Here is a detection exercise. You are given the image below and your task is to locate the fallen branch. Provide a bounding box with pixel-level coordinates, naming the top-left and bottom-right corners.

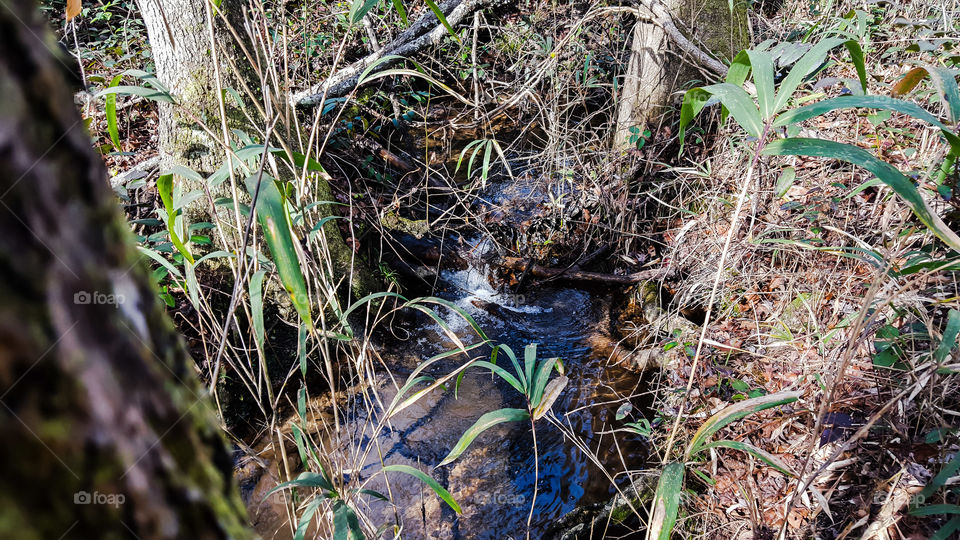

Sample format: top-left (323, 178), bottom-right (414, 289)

top-left (291, 0), bottom-right (496, 107)
top-left (500, 257), bottom-right (674, 285)
top-left (634, 0), bottom-right (728, 76)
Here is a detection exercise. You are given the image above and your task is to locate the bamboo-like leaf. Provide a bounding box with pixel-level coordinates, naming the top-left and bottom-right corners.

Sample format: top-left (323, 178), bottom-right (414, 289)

top-left (105, 74), bottom-right (122, 151)
top-left (245, 174), bottom-right (313, 330)
top-left (294, 497), bottom-right (324, 540)
top-left (425, 0), bottom-right (460, 43)
top-left (94, 85), bottom-right (174, 103)
top-left (909, 504), bottom-right (960, 516)
top-left (332, 500), bottom-right (364, 540)
top-left (357, 54), bottom-right (406, 86)
top-left (156, 174), bottom-right (195, 264)
top-left (698, 440), bottom-right (796, 476)
top-left (470, 360), bottom-right (525, 394)
top-left (357, 68), bottom-right (474, 105)
top-left (439, 408), bottom-right (530, 466)
top-left (523, 343), bottom-right (537, 392)
top-left (764, 138), bottom-right (960, 251)
top-left (771, 37), bottom-right (846, 114)
top-left (533, 375), bottom-right (568, 420)
top-left (745, 49), bottom-right (776, 119)
top-left (678, 87), bottom-right (712, 150)
top-left (773, 95), bottom-right (959, 150)
top-left (265, 471), bottom-right (336, 499)
top-left (843, 40), bottom-right (868, 94)
top-left (935, 309), bottom-right (960, 363)
top-left (932, 517), bottom-right (960, 540)
top-left (646, 462), bottom-right (685, 540)
top-left (381, 464), bottom-right (462, 514)
top-left (349, 0), bottom-right (379, 24)
top-left (919, 452), bottom-right (959, 500)
top-left (493, 344), bottom-right (526, 391)
top-left (250, 270), bottom-right (266, 352)
top-left (391, 0), bottom-right (407, 24)
top-left (686, 390), bottom-right (801, 458)
top-left (701, 83), bottom-right (763, 137)
top-left (530, 356), bottom-right (560, 408)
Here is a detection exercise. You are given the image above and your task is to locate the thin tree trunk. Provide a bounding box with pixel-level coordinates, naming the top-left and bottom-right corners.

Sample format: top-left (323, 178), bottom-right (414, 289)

top-left (0, 1), bottom-right (253, 537)
top-left (614, 0), bottom-right (749, 150)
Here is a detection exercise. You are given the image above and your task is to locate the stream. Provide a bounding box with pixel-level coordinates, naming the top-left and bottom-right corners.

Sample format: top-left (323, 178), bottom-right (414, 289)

top-left (239, 181), bottom-right (652, 539)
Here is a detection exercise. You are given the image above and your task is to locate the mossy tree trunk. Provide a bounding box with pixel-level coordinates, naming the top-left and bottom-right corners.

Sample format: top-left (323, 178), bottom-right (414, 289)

top-left (0, 1), bottom-right (252, 537)
top-left (614, 0), bottom-right (749, 150)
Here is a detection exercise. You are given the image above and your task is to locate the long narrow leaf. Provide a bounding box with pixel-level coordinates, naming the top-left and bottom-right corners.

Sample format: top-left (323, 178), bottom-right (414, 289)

top-left (439, 408), bottom-right (529, 466)
top-left (686, 390), bottom-right (801, 458)
top-left (245, 174), bottom-right (313, 330)
top-left (772, 37), bottom-right (846, 113)
top-left (105, 74), bottom-right (122, 151)
top-left (702, 83), bottom-right (763, 137)
top-left (745, 50), bottom-right (776, 119)
top-left (764, 138), bottom-right (960, 251)
top-left (698, 440), bottom-right (796, 476)
top-left (382, 464), bottom-right (462, 513)
top-left (646, 462), bottom-right (685, 540)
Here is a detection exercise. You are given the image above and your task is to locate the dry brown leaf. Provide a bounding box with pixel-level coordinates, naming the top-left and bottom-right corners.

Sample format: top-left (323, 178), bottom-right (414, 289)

top-left (66, 0), bottom-right (81, 20)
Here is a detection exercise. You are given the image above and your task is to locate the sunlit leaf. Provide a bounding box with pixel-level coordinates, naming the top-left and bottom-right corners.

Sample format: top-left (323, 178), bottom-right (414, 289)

top-left (439, 408), bottom-right (530, 466)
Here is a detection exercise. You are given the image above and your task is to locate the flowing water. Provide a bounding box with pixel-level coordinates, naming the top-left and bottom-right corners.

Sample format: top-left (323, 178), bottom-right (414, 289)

top-left (240, 180), bottom-right (651, 538)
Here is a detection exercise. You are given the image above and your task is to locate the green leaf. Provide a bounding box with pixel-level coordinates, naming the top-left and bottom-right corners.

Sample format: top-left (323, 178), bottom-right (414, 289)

top-left (156, 174), bottom-right (194, 264)
top-left (94, 85), bottom-right (174, 103)
top-left (910, 504), bottom-right (960, 516)
top-left (391, 0), bottom-right (407, 24)
top-left (686, 390), bottom-right (801, 458)
top-left (775, 166), bottom-right (796, 198)
top-left (648, 462), bottom-right (685, 540)
top-left (245, 174), bottom-right (313, 330)
top-left (920, 452), bottom-right (960, 500)
top-left (773, 95), bottom-right (960, 150)
top-left (764, 138), bottom-right (960, 251)
top-left (265, 471), bottom-right (336, 499)
top-left (698, 440), bottom-right (796, 476)
top-left (250, 270), bottom-right (266, 352)
top-left (745, 49), bottom-right (776, 119)
top-left (935, 309), bottom-right (960, 363)
top-left (701, 83), bottom-right (764, 137)
top-left (772, 37), bottom-right (846, 114)
top-left (470, 360), bottom-right (525, 394)
top-left (381, 464), bottom-right (461, 513)
top-left (425, 0), bottom-right (460, 43)
top-left (523, 343), bottom-right (537, 394)
top-left (349, 0), bottom-right (379, 24)
top-left (843, 40), bottom-right (868, 94)
top-left (332, 500), bottom-right (364, 540)
top-left (105, 74), bottom-right (123, 151)
top-left (530, 356), bottom-right (561, 408)
top-left (932, 517), bottom-right (960, 540)
top-left (439, 408), bottom-right (530, 466)
top-left (294, 497), bottom-right (324, 540)
top-left (679, 87), bottom-right (711, 150)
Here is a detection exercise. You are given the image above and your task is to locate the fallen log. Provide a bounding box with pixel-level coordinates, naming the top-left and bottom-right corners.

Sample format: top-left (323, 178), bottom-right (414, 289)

top-left (291, 0), bottom-right (498, 107)
top-left (500, 257), bottom-right (674, 285)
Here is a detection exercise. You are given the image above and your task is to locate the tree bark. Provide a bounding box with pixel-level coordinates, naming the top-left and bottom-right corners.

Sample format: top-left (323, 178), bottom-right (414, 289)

top-left (614, 0), bottom-right (749, 150)
top-left (0, 1), bottom-right (252, 537)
